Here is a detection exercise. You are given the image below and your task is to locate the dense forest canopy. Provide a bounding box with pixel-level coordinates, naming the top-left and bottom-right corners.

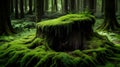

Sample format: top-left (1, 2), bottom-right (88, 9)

top-left (0, 0), bottom-right (120, 67)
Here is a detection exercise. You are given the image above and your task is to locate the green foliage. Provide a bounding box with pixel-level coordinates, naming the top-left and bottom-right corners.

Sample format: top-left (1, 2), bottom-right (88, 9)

top-left (11, 20), bottom-right (35, 32)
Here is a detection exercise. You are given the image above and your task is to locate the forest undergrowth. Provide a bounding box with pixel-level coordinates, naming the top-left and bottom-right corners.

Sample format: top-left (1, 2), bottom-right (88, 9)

top-left (0, 17), bottom-right (120, 67)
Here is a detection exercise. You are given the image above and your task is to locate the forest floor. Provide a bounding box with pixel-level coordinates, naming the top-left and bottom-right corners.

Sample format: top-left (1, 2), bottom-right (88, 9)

top-left (0, 17), bottom-right (120, 67)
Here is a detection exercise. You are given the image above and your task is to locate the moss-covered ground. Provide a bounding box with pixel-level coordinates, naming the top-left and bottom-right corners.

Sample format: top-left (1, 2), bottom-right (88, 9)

top-left (0, 15), bottom-right (120, 67)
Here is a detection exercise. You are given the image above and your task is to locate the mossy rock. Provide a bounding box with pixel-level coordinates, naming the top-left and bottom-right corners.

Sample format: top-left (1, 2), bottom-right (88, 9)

top-left (36, 14), bottom-right (95, 51)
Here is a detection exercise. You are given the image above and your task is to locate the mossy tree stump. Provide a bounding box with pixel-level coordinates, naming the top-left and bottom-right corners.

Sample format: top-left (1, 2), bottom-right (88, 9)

top-left (36, 14), bottom-right (95, 51)
top-left (0, 14), bottom-right (119, 67)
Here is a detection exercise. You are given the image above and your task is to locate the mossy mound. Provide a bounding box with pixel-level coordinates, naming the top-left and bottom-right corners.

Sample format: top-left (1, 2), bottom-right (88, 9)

top-left (36, 14), bottom-right (95, 51)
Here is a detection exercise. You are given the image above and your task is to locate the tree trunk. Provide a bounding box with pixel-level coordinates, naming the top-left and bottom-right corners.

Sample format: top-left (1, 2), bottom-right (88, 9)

top-left (51, 0), bottom-right (58, 12)
top-left (88, 0), bottom-right (96, 15)
top-left (10, 0), bottom-right (14, 14)
top-left (15, 0), bottom-right (19, 19)
top-left (44, 0), bottom-right (49, 12)
top-left (24, 0), bottom-right (28, 13)
top-left (0, 0), bottom-right (14, 35)
top-left (35, 0), bottom-right (44, 22)
top-left (117, 0), bottom-right (120, 16)
top-left (98, 0), bottom-right (120, 31)
top-left (83, 0), bottom-right (90, 11)
top-left (54, 0), bottom-right (58, 12)
top-left (70, 0), bottom-right (76, 13)
top-left (64, 0), bottom-right (69, 13)
top-left (101, 0), bottom-right (104, 16)
top-left (20, 0), bottom-right (24, 18)
top-left (28, 0), bottom-right (33, 14)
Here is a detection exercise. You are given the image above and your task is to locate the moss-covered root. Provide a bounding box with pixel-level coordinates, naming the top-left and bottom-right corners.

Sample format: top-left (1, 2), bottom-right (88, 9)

top-left (27, 38), bottom-right (44, 49)
top-left (0, 42), bottom-right (120, 67)
top-left (5, 51), bottom-right (25, 67)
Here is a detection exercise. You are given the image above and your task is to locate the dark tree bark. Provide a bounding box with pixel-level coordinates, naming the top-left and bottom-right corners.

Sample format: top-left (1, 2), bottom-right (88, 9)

top-left (51, 0), bottom-right (54, 12)
top-left (51, 0), bottom-right (58, 12)
top-left (24, 0), bottom-right (28, 13)
top-left (28, 0), bottom-right (33, 14)
top-left (20, 0), bottom-right (24, 18)
top-left (15, 0), bottom-right (19, 19)
top-left (33, 0), bottom-right (36, 12)
top-left (88, 0), bottom-right (96, 15)
top-left (101, 0), bottom-right (104, 15)
top-left (35, 0), bottom-right (44, 22)
top-left (10, 0), bottom-right (14, 14)
top-left (98, 0), bottom-right (120, 31)
top-left (44, 0), bottom-right (49, 12)
top-left (83, 0), bottom-right (88, 9)
top-left (70, 0), bottom-right (76, 13)
top-left (64, 0), bottom-right (69, 13)
top-left (54, 0), bottom-right (58, 11)
top-left (0, 0), bottom-right (14, 35)
top-left (115, 0), bottom-right (118, 13)
top-left (117, 0), bottom-right (120, 15)
top-left (76, 0), bottom-right (80, 11)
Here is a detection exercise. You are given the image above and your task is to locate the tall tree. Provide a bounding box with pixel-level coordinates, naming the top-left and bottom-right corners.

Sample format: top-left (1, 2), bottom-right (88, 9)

top-left (15, 0), bottom-right (19, 19)
top-left (10, 0), bottom-right (14, 14)
top-left (0, 0), bottom-right (14, 35)
top-left (83, 0), bottom-right (88, 10)
top-left (44, 0), bottom-right (49, 12)
top-left (20, 0), bottom-right (24, 18)
top-left (98, 0), bottom-right (120, 31)
top-left (28, 0), bottom-right (33, 14)
top-left (51, 0), bottom-right (58, 12)
top-left (88, 0), bottom-right (96, 14)
top-left (24, 0), bottom-right (28, 13)
top-left (64, 0), bottom-right (69, 13)
top-left (117, 0), bottom-right (120, 15)
top-left (35, 0), bottom-right (44, 22)
top-left (70, 0), bottom-right (76, 13)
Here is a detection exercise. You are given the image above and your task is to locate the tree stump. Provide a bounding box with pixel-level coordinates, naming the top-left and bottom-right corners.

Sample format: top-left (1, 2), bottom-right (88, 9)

top-left (36, 14), bottom-right (95, 51)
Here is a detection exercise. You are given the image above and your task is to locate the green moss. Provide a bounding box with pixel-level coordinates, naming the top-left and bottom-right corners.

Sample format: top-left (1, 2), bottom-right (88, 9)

top-left (5, 51), bottom-right (25, 66)
top-left (0, 39), bottom-right (119, 67)
top-left (35, 52), bottom-right (56, 67)
top-left (38, 14), bottom-right (92, 26)
top-left (27, 38), bottom-right (45, 49)
top-left (20, 51), bottom-right (37, 67)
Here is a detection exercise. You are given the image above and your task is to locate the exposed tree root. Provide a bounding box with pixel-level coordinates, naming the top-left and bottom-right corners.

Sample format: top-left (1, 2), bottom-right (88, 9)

top-left (97, 18), bottom-right (120, 32)
top-left (0, 35), bottom-right (120, 67)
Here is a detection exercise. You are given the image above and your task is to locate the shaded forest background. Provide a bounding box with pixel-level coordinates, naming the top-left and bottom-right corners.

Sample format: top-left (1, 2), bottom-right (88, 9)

top-left (0, 0), bottom-right (120, 35)
top-left (0, 0), bottom-right (120, 67)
